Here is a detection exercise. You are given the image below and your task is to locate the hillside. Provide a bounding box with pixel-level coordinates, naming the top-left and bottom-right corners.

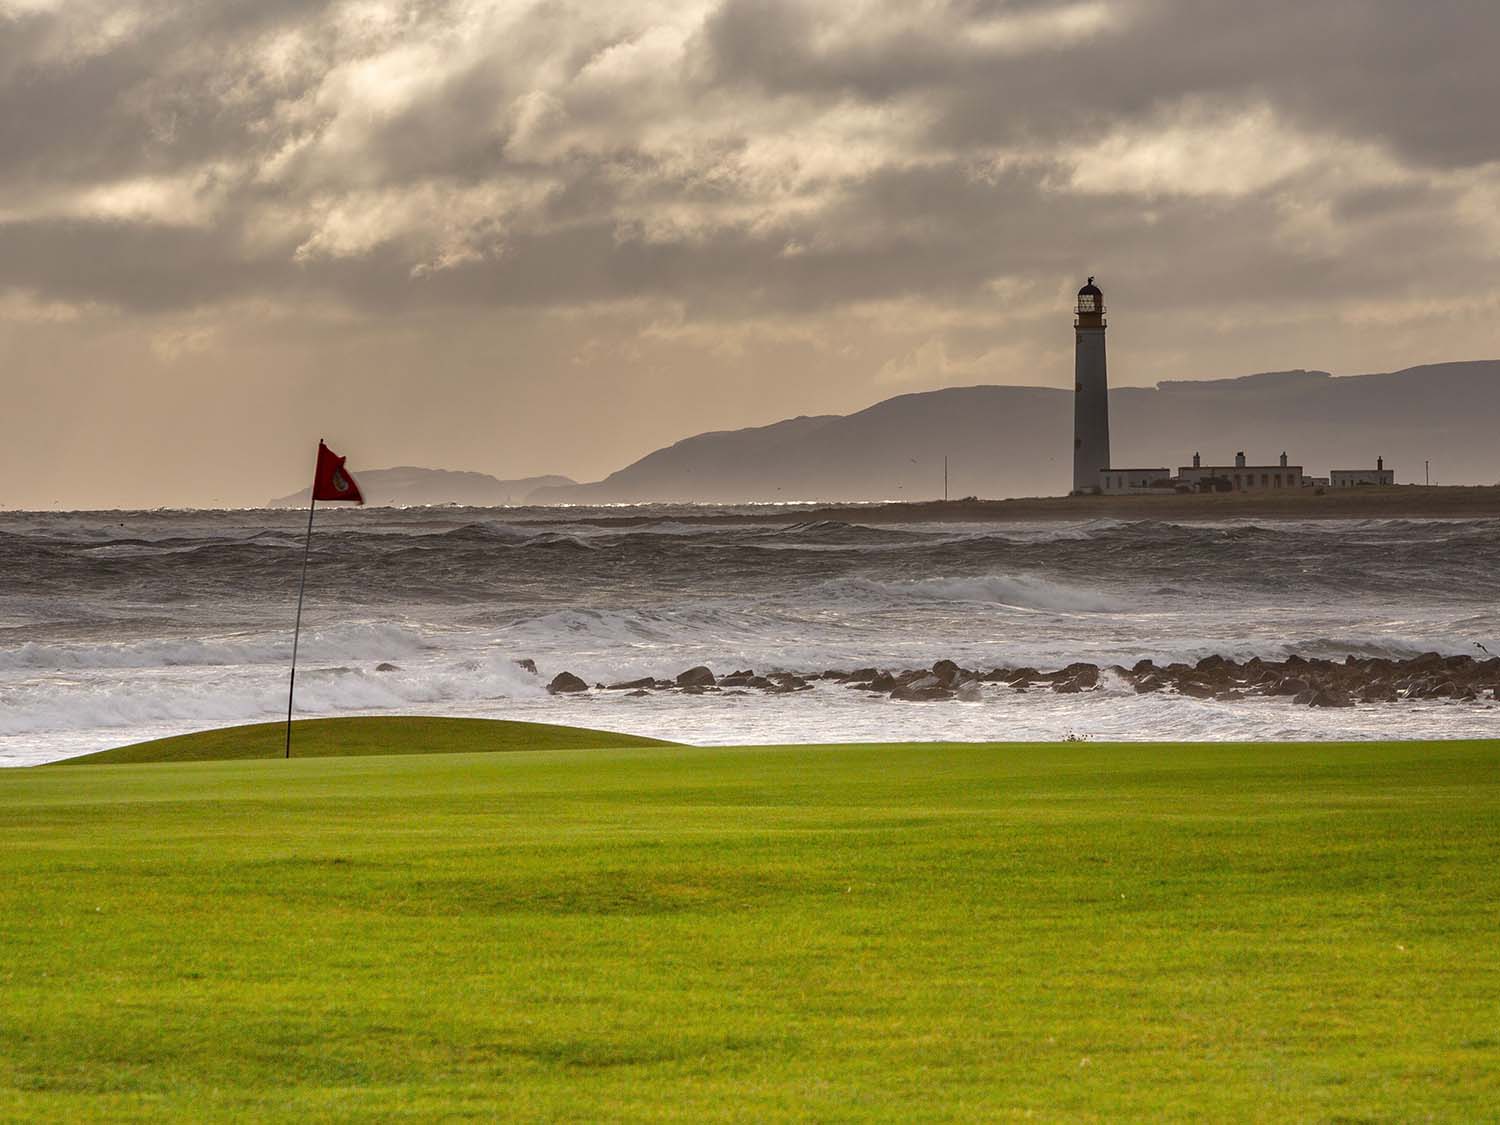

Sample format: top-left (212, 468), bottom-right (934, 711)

top-left (532, 361), bottom-right (1500, 502)
top-left (268, 467), bottom-right (575, 507)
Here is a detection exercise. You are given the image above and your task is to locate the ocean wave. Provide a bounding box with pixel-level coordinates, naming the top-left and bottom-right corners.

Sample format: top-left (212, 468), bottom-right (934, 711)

top-left (0, 622), bottom-right (434, 672)
top-left (825, 574), bottom-right (1122, 612)
top-left (0, 650), bottom-right (546, 737)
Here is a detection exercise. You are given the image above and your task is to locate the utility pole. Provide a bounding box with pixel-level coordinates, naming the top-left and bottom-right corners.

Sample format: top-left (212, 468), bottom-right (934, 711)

top-left (944, 456), bottom-right (949, 501)
top-left (1425, 460), bottom-right (1430, 486)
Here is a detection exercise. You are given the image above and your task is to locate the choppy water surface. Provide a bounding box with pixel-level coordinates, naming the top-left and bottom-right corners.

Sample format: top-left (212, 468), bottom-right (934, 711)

top-left (2, 505), bottom-right (1497, 764)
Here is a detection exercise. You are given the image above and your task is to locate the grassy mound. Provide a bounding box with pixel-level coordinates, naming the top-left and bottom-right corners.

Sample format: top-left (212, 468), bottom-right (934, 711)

top-left (61, 715), bottom-right (676, 765)
top-left (3, 739), bottom-right (1497, 1119)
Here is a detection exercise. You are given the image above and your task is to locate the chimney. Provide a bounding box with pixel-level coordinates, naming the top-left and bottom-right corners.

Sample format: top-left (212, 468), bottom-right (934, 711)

top-left (1192, 452), bottom-right (1201, 469)
top-left (1377, 456), bottom-right (1384, 472)
top-left (1235, 451), bottom-right (1246, 469)
top-left (1280, 451), bottom-right (1288, 468)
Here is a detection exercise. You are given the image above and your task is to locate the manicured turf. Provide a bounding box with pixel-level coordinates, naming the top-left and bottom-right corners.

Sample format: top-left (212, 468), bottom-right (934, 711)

top-left (3, 737), bottom-right (1498, 1121)
top-left (63, 716), bottom-right (676, 764)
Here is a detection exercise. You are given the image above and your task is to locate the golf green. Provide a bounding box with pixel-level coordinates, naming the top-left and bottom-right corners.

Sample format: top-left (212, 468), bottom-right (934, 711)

top-left (3, 728), bottom-right (1497, 1120)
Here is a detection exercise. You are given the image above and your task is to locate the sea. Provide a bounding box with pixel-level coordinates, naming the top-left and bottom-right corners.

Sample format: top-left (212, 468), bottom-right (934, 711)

top-left (2, 505), bottom-right (1497, 765)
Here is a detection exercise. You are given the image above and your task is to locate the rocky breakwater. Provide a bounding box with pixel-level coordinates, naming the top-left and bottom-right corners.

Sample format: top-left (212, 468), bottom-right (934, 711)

top-left (536, 652), bottom-right (1500, 708)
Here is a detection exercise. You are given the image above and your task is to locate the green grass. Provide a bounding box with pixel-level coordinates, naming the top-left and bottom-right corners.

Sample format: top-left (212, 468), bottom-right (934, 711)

top-left (3, 736), bottom-right (1498, 1121)
top-left (62, 716), bottom-right (676, 764)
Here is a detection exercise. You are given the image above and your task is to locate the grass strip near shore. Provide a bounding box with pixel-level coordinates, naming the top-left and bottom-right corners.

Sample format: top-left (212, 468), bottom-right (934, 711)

top-left (61, 716), bottom-right (677, 765)
top-left (4, 739), bottom-right (1498, 1121)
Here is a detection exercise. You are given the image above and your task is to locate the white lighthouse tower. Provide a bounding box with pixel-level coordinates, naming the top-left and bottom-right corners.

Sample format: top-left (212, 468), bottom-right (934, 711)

top-left (1071, 277), bottom-right (1111, 494)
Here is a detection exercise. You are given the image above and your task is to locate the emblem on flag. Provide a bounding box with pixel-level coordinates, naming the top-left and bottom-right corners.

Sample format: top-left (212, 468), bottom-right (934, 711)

top-left (312, 441), bottom-right (364, 504)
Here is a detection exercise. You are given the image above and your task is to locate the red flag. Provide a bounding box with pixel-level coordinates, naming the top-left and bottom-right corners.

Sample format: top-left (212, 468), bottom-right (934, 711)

top-left (311, 441), bottom-right (364, 504)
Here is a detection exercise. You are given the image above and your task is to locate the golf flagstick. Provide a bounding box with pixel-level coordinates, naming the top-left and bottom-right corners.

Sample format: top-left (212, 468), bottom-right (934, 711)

top-left (285, 488), bottom-right (317, 759)
top-left (285, 439), bottom-right (365, 759)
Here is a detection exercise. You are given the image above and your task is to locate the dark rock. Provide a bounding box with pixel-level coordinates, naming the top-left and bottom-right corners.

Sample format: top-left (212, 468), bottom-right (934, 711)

top-left (1132, 658), bottom-right (1157, 675)
top-left (866, 672), bottom-right (897, 692)
top-left (1267, 676), bottom-right (1311, 697)
top-left (607, 677), bottom-right (656, 690)
top-left (547, 671), bottom-right (588, 694)
top-left (374, 662), bottom-right (400, 672)
top-left (717, 672), bottom-right (756, 688)
top-left (1215, 690), bottom-right (1246, 702)
top-left (626, 689), bottom-right (649, 697)
top-left (932, 659), bottom-right (961, 686)
top-left (891, 675), bottom-right (954, 702)
top-left (843, 668), bottom-right (879, 682)
top-left (515, 658), bottom-right (538, 675)
top-left (1063, 664), bottom-right (1100, 689)
top-left (1135, 676), bottom-right (1165, 694)
top-left (1179, 681), bottom-right (1217, 699)
top-left (1307, 689), bottom-right (1354, 708)
top-left (747, 676), bottom-right (776, 691)
top-left (675, 665), bottom-right (716, 688)
top-left (981, 668), bottom-right (1012, 683)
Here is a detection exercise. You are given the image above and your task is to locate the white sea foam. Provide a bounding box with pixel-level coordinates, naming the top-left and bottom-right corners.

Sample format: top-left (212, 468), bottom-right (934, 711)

top-left (4, 508), bottom-right (1499, 765)
top-left (0, 622), bottom-right (434, 671)
top-left (826, 574), bottom-right (1122, 612)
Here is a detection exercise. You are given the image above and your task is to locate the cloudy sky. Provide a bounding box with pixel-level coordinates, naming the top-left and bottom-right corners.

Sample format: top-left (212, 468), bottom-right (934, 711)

top-left (3, 0), bottom-right (1497, 507)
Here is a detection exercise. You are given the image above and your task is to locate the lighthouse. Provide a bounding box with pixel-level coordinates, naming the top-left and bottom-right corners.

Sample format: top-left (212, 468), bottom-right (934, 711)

top-left (1072, 277), bottom-right (1111, 494)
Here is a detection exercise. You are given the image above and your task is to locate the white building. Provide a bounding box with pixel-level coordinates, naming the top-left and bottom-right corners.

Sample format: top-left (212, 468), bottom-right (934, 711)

top-left (1330, 458), bottom-right (1394, 487)
top-left (1098, 468), bottom-right (1172, 494)
top-left (1177, 452), bottom-right (1304, 492)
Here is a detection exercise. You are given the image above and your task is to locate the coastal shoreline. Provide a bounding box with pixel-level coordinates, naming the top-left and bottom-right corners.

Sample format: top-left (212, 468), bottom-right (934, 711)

top-left (507, 484), bottom-right (1500, 527)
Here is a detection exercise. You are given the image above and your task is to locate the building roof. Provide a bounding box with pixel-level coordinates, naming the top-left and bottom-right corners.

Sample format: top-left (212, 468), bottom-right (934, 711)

top-left (1078, 277), bottom-right (1103, 298)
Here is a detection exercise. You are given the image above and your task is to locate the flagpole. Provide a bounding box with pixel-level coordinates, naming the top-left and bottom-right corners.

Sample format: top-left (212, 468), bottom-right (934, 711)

top-left (285, 455), bottom-right (320, 760)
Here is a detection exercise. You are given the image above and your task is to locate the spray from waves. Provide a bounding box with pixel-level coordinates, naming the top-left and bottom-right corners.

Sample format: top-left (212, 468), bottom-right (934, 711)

top-left (0, 622), bottom-right (434, 672)
top-left (824, 574), bottom-right (1122, 613)
top-left (0, 649), bottom-right (545, 736)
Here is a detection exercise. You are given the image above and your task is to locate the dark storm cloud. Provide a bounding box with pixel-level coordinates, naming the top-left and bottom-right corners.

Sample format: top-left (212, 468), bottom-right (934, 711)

top-left (1, 0), bottom-right (1496, 317)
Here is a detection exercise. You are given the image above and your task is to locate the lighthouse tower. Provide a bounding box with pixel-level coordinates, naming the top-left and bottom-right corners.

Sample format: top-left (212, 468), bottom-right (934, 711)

top-left (1072, 277), bottom-right (1111, 494)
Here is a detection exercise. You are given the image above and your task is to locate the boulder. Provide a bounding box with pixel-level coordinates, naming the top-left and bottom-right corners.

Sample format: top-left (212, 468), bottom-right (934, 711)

top-left (1134, 676), bottom-right (1165, 694)
top-left (1063, 664), bottom-right (1100, 689)
top-left (515, 658), bottom-right (538, 675)
top-left (932, 659), bottom-right (962, 686)
top-left (374, 662), bottom-right (400, 673)
top-left (675, 666), bottom-right (716, 688)
top-left (1267, 676), bottom-right (1311, 697)
top-left (891, 675), bottom-right (954, 702)
top-left (607, 677), bottom-right (656, 690)
top-left (547, 671), bottom-right (588, 694)
top-left (1179, 681), bottom-right (1217, 699)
